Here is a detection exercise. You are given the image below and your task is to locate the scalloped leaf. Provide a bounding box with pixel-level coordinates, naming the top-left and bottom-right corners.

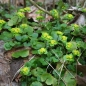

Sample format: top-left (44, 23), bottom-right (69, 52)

top-left (12, 49), bottom-right (29, 58)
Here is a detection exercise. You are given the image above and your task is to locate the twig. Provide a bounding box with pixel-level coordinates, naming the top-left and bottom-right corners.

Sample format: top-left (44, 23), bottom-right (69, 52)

top-left (53, 0), bottom-right (55, 9)
top-left (58, 60), bottom-right (65, 86)
top-left (29, 0), bottom-right (51, 16)
top-left (51, 49), bottom-right (75, 78)
top-left (11, 55), bottom-right (35, 82)
top-left (45, 60), bottom-right (67, 86)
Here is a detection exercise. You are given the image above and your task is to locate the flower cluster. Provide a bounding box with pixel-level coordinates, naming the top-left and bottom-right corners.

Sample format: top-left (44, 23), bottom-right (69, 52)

top-left (38, 48), bottom-right (47, 54)
top-left (50, 9), bottom-right (59, 19)
top-left (41, 32), bottom-right (58, 47)
top-left (66, 42), bottom-right (77, 51)
top-left (61, 36), bottom-right (67, 42)
top-left (56, 31), bottom-right (63, 35)
top-left (72, 50), bottom-right (80, 57)
top-left (82, 8), bottom-right (86, 12)
top-left (19, 7), bottom-right (30, 12)
top-left (72, 24), bottom-right (79, 30)
top-left (36, 10), bottom-right (44, 15)
top-left (36, 16), bottom-right (44, 21)
top-left (11, 28), bottom-right (21, 34)
top-left (0, 19), bottom-right (5, 25)
top-left (63, 14), bottom-right (74, 20)
top-left (20, 66), bottom-right (30, 75)
top-left (49, 40), bottom-right (57, 46)
top-left (66, 42), bottom-right (73, 50)
top-left (41, 32), bottom-right (52, 41)
top-left (17, 12), bottom-right (25, 18)
top-left (20, 24), bottom-right (28, 29)
top-left (24, 7), bottom-right (30, 12)
top-left (64, 54), bottom-right (74, 62)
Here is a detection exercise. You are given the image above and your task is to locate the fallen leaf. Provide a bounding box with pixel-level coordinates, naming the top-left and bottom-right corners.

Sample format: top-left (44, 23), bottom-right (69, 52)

top-left (76, 65), bottom-right (86, 86)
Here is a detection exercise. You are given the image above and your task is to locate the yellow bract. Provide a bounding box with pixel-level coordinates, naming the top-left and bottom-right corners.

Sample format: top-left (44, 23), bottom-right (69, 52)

top-left (22, 67), bottom-right (29, 72)
top-left (50, 40), bottom-right (57, 46)
top-left (24, 7), bottom-right (30, 11)
top-left (0, 19), bottom-right (5, 24)
top-left (21, 24), bottom-right (28, 28)
top-left (42, 32), bottom-right (52, 40)
top-left (11, 28), bottom-right (21, 34)
top-left (17, 12), bottom-right (25, 18)
top-left (39, 48), bottom-right (46, 53)
top-left (68, 14), bottom-right (73, 18)
top-left (72, 50), bottom-right (80, 56)
top-left (66, 42), bottom-right (72, 49)
top-left (73, 24), bottom-right (79, 29)
top-left (21, 66), bottom-right (30, 75)
top-left (62, 36), bottom-right (67, 41)
top-left (56, 31), bottom-right (63, 35)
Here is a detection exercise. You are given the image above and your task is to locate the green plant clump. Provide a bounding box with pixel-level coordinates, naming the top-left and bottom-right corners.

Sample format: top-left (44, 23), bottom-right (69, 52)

top-left (0, 1), bottom-right (86, 86)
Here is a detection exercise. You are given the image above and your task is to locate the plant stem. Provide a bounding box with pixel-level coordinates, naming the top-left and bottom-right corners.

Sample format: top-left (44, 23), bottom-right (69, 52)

top-left (51, 49), bottom-right (75, 78)
top-left (45, 60), bottom-right (67, 86)
top-left (29, 0), bottom-right (51, 16)
top-left (58, 60), bottom-right (65, 85)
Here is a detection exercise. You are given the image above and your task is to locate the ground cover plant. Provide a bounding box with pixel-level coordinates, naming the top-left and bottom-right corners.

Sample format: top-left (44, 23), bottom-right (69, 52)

top-left (0, 0), bottom-right (86, 86)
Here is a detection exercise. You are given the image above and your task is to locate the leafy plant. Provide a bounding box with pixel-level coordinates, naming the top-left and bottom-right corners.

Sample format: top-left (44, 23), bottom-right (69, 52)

top-left (0, 0), bottom-right (86, 86)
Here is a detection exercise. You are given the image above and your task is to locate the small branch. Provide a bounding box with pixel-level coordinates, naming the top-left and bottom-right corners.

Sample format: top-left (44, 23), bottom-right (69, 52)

top-left (29, 0), bottom-right (51, 16)
top-left (11, 55), bottom-right (35, 82)
top-left (58, 60), bottom-right (65, 85)
top-left (51, 49), bottom-right (75, 78)
top-left (45, 60), bottom-right (67, 86)
top-left (24, 0), bottom-right (26, 8)
top-left (53, 0), bottom-right (55, 9)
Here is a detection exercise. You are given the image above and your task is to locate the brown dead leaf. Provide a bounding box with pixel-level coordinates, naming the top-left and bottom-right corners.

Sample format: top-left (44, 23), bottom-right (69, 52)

top-left (9, 59), bottom-right (24, 81)
top-left (76, 65), bottom-right (86, 86)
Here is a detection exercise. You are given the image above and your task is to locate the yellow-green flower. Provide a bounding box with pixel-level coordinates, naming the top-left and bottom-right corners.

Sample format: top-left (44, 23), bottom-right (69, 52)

top-left (41, 32), bottom-right (52, 40)
top-left (72, 50), bottom-right (80, 56)
top-left (17, 12), bottom-right (25, 18)
top-left (19, 9), bottom-right (24, 12)
top-left (66, 42), bottom-right (72, 49)
top-left (72, 24), bottom-right (79, 30)
top-left (36, 10), bottom-right (44, 15)
top-left (68, 14), bottom-right (73, 18)
top-left (61, 36), bottom-right (67, 41)
top-left (82, 8), bottom-right (86, 12)
top-left (24, 7), bottom-right (30, 12)
top-left (11, 28), bottom-right (21, 34)
top-left (64, 14), bottom-right (74, 20)
top-left (50, 9), bottom-right (59, 18)
top-left (20, 66), bottom-right (30, 75)
top-left (66, 54), bottom-right (74, 61)
top-left (38, 48), bottom-right (47, 54)
top-left (20, 24), bottom-right (28, 28)
top-left (49, 40), bottom-right (57, 46)
top-left (0, 19), bottom-right (6, 25)
top-left (36, 16), bottom-right (44, 21)
top-left (56, 31), bottom-right (63, 35)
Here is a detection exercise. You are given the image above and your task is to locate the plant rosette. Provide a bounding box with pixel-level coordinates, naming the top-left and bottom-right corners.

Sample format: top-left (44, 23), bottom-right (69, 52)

top-left (64, 54), bottom-right (74, 62)
top-left (66, 42), bottom-right (77, 51)
top-left (72, 50), bottom-right (80, 57)
top-left (49, 40), bottom-right (58, 47)
top-left (0, 19), bottom-right (6, 30)
top-left (60, 35), bottom-right (67, 43)
top-left (38, 48), bottom-right (47, 54)
top-left (50, 9), bottom-right (59, 19)
top-left (10, 28), bottom-right (22, 34)
top-left (41, 32), bottom-right (52, 41)
top-left (20, 66), bottom-right (30, 76)
top-left (17, 12), bottom-right (25, 18)
top-left (56, 31), bottom-right (63, 36)
top-left (63, 14), bottom-right (74, 20)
